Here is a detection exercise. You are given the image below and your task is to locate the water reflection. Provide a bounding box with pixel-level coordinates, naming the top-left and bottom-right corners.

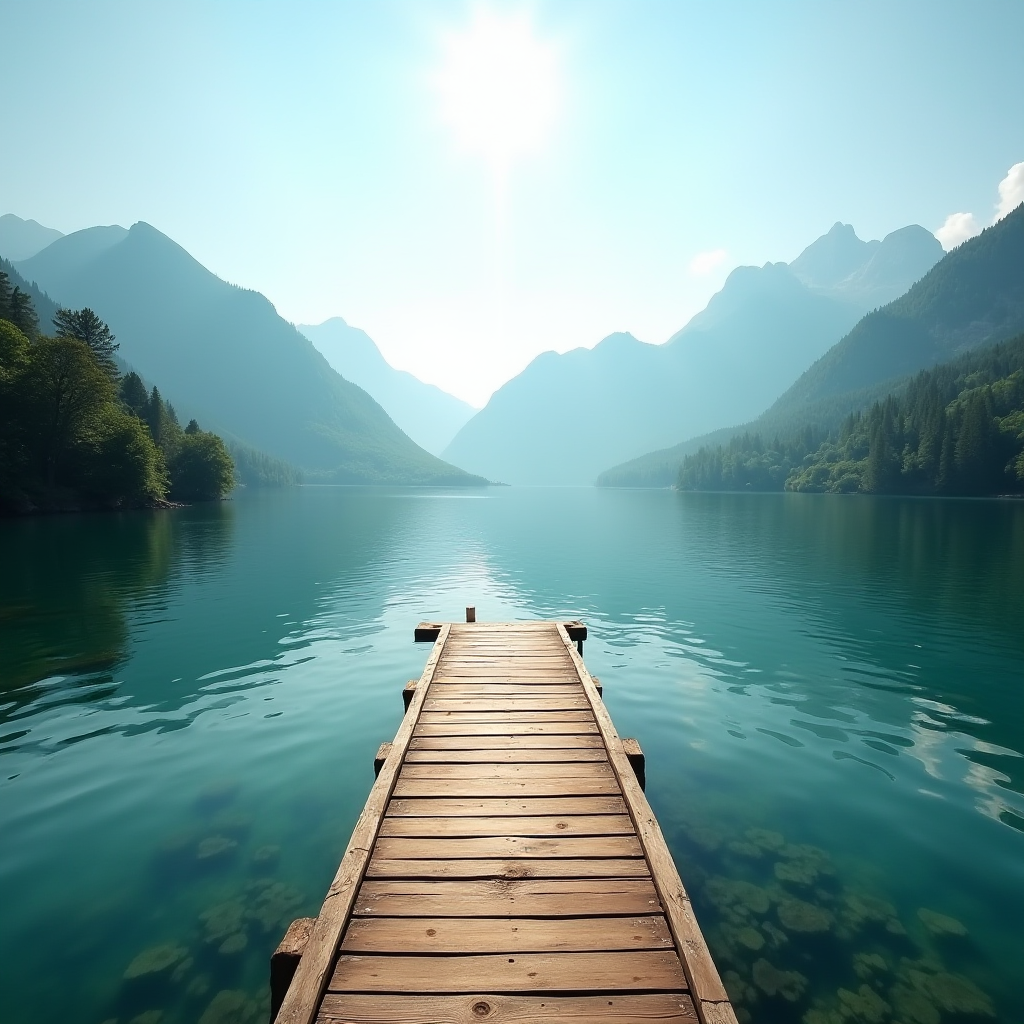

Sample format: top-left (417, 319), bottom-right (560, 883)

top-left (0, 488), bottom-right (1020, 1024)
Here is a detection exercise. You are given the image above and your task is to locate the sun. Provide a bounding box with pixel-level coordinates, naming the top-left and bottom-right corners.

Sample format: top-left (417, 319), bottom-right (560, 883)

top-left (434, 9), bottom-right (560, 177)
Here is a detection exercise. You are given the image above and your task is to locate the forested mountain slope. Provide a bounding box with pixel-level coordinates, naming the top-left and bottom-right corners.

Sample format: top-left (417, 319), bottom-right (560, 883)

top-left (16, 223), bottom-right (486, 484)
top-left (443, 222), bottom-right (941, 485)
top-left (599, 206), bottom-right (1024, 487)
top-left (299, 317), bottom-right (476, 456)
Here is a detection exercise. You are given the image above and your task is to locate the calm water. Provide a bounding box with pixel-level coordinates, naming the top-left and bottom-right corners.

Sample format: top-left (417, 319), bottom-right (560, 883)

top-left (1, 488), bottom-right (1021, 1024)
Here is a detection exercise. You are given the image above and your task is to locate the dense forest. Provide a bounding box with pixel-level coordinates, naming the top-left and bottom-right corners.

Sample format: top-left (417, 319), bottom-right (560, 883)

top-left (678, 336), bottom-right (1024, 496)
top-left (0, 270), bottom-right (235, 513)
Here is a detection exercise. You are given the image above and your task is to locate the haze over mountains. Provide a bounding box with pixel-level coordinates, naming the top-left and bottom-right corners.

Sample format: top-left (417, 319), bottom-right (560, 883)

top-left (298, 318), bottom-right (476, 456)
top-left (442, 223), bottom-right (942, 485)
top-left (0, 214), bottom-right (63, 262)
top-left (600, 203), bottom-right (1024, 487)
top-left (13, 222), bottom-right (486, 485)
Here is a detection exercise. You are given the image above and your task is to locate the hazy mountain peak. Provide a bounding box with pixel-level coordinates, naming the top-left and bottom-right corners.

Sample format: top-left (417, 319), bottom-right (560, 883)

top-left (0, 213), bottom-right (65, 262)
top-left (789, 222), bottom-right (880, 289)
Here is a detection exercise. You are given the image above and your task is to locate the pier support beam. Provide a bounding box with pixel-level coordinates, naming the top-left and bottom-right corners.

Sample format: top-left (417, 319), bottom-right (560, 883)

top-left (270, 916), bottom-right (315, 1021)
top-left (374, 741), bottom-right (392, 777)
top-left (623, 737), bottom-right (646, 791)
top-left (402, 680), bottom-right (417, 711)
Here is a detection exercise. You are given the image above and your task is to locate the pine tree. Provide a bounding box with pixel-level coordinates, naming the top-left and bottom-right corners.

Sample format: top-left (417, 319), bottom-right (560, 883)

top-left (53, 308), bottom-right (119, 378)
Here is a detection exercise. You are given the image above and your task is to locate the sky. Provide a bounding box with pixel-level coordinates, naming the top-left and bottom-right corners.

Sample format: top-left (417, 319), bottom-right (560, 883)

top-left (2, 0), bottom-right (1022, 406)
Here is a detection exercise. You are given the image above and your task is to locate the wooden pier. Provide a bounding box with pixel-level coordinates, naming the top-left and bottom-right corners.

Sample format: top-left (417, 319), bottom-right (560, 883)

top-left (273, 619), bottom-right (735, 1024)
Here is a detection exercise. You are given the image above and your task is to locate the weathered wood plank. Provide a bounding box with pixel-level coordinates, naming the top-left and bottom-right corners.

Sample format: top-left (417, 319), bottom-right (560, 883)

top-left (393, 776), bottom-right (621, 798)
top-left (318, 992), bottom-right (698, 1024)
top-left (386, 796), bottom-right (628, 816)
top-left (398, 762), bottom-right (614, 780)
top-left (409, 734), bottom-right (605, 750)
top-left (364, 857), bottom-right (651, 880)
top-left (373, 834), bottom-right (643, 860)
top-left (328, 951), bottom-right (687, 993)
top-left (404, 746), bottom-right (608, 764)
top-left (353, 878), bottom-right (663, 917)
top-left (413, 721), bottom-right (599, 736)
top-left (378, 814), bottom-right (635, 837)
top-left (424, 697), bottom-right (591, 712)
top-left (340, 915), bottom-right (675, 954)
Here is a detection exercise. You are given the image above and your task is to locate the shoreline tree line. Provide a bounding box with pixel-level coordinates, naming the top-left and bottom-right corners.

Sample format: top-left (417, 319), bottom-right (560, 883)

top-left (677, 336), bottom-right (1024, 497)
top-left (1, 270), bottom-right (234, 514)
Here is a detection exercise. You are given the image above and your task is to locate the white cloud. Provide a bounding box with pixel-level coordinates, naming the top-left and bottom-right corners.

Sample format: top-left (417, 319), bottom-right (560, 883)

top-left (688, 248), bottom-right (728, 275)
top-left (934, 212), bottom-right (981, 251)
top-left (995, 161), bottom-right (1024, 220)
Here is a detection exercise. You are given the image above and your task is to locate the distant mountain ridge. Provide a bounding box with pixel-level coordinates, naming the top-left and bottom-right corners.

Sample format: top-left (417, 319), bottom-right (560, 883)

top-left (299, 318), bottom-right (476, 456)
top-left (16, 222), bottom-right (487, 485)
top-left (442, 222), bottom-right (942, 485)
top-left (0, 214), bottom-right (64, 262)
top-left (598, 204), bottom-right (1024, 487)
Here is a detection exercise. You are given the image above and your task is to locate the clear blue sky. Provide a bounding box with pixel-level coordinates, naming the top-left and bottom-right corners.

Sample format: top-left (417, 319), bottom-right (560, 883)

top-left (2, 0), bottom-right (1021, 404)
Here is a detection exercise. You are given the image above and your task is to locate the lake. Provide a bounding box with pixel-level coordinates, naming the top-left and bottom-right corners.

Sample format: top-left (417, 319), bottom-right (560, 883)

top-left (1, 487), bottom-right (1021, 1024)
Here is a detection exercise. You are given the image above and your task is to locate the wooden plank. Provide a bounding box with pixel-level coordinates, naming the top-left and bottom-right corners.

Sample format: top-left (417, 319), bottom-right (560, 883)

top-left (428, 684), bottom-right (583, 695)
top-left (318, 992), bottom-right (699, 1023)
top-left (353, 878), bottom-right (663, 917)
top-left (275, 624), bottom-right (451, 1024)
top-left (340, 915), bottom-right (674, 954)
top-left (387, 796), bottom-right (628, 816)
top-left (404, 747), bottom-right (608, 764)
top-left (372, 834), bottom-right (644, 860)
top-left (418, 711), bottom-right (594, 723)
top-left (328, 951), bottom-right (687, 993)
top-left (413, 722), bottom-right (599, 737)
top-left (379, 814), bottom-right (636, 838)
top-left (555, 625), bottom-right (732, 1020)
top-left (393, 776), bottom-right (620, 799)
top-left (365, 857), bottom-right (652, 880)
top-left (424, 697), bottom-right (590, 712)
top-left (398, 762), bottom-right (614, 780)
top-left (409, 734), bottom-right (605, 750)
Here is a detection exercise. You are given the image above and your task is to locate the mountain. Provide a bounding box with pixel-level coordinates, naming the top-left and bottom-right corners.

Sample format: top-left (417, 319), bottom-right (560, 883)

top-left (298, 318), bottom-right (476, 456)
top-left (0, 214), bottom-right (64, 262)
top-left (1, 257), bottom-right (61, 331)
top-left (442, 223), bottom-right (942, 485)
top-left (15, 222), bottom-right (487, 485)
top-left (599, 204), bottom-right (1024, 487)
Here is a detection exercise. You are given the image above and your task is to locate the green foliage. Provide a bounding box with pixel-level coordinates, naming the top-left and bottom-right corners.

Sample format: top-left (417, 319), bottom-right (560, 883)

top-left (0, 269), bottom-right (40, 338)
top-left (679, 337), bottom-right (1024, 497)
top-left (53, 306), bottom-right (119, 378)
top-left (169, 430), bottom-right (235, 501)
top-left (227, 441), bottom-right (303, 487)
top-left (0, 289), bottom-right (236, 513)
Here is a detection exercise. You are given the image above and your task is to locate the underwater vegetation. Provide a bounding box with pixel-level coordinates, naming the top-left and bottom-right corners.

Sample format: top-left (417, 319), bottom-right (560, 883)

top-left (680, 817), bottom-right (994, 1024)
top-left (97, 781), bottom-right (307, 1024)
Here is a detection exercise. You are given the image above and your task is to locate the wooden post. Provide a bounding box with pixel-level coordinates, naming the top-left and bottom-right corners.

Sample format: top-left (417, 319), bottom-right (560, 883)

top-left (592, 676), bottom-right (603, 697)
top-left (465, 606), bottom-right (476, 623)
top-left (402, 680), bottom-right (416, 711)
top-left (622, 738), bottom-right (646, 791)
top-left (270, 917), bottom-right (315, 1021)
top-left (373, 742), bottom-right (392, 777)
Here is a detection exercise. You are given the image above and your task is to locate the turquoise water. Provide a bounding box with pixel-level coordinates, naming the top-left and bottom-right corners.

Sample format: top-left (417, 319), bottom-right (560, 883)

top-left (0, 487), bottom-right (1021, 1024)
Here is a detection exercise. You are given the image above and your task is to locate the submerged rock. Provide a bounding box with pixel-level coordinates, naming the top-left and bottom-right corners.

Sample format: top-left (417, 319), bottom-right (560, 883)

top-left (852, 952), bottom-right (888, 981)
top-left (746, 828), bottom-right (785, 852)
top-left (777, 897), bottom-right (832, 933)
top-left (840, 891), bottom-right (900, 936)
top-left (200, 899), bottom-right (246, 944)
top-left (197, 836), bottom-right (238, 861)
top-left (252, 845), bottom-right (280, 868)
top-left (737, 926), bottom-right (765, 951)
top-left (890, 984), bottom-right (940, 1024)
top-left (187, 974), bottom-right (212, 999)
top-left (752, 958), bottom-right (808, 1001)
top-left (775, 859), bottom-right (819, 886)
top-left (917, 907), bottom-right (967, 937)
top-left (129, 1013), bottom-right (163, 1024)
top-left (837, 984), bottom-right (890, 1023)
top-left (170, 956), bottom-right (194, 983)
top-left (705, 876), bottom-right (771, 917)
top-left (210, 811), bottom-right (253, 839)
top-left (924, 972), bottom-right (994, 1016)
top-left (245, 878), bottom-right (304, 933)
top-left (218, 932), bottom-right (248, 955)
top-left (198, 990), bottom-right (258, 1024)
top-left (123, 943), bottom-right (189, 980)
top-left (195, 780), bottom-right (240, 814)
top-left (726, 840), bottom-right (764, 859)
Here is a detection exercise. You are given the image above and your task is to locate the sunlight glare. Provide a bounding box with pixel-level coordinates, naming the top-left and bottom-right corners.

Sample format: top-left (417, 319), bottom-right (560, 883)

top-left (434, 10), bottom-right (560, 176)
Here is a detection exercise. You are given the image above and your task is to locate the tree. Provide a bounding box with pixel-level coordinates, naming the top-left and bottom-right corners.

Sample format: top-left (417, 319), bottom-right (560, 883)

top-left (53, 307), bottom-right (119, 378)
top-left (119, 371), bottom-right (149, 416)
top-left (169, 429), bottom-right (235, 501)
top-left (23, 337), bottom-right (113, 486)
top-left (7, 288), bottom-right (39, 338)
top-left (954, 390), bottom-right (998, 494)
top-left (76, 406), bottom-right (169, 504)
